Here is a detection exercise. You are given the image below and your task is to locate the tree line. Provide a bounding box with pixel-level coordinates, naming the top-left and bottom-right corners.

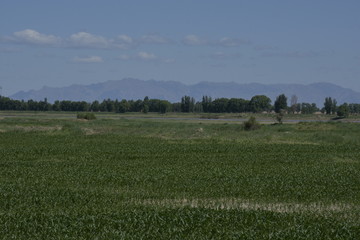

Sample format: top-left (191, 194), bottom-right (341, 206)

top-left (0, 94), bottom-right (359, 116)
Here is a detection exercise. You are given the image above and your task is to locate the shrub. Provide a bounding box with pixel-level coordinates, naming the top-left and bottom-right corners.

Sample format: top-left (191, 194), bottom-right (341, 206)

top-left (275, 109), bottom-right (286, 124)
top-left (243, 116), bottom-right (261, 131)
top-left (77, 112), bottom-right (96, 120)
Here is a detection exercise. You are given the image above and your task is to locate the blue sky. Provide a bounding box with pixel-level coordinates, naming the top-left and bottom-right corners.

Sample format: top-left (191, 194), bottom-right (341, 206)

top-left (1, 0), bottom-right (360, 96)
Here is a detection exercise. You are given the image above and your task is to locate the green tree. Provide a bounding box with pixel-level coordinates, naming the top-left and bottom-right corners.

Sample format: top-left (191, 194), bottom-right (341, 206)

top-left (300, 103), bottom-right (318, 114)
top-left (274, 94), bottom-right (287, 113)
top-left (181, 95), bottom-right (195, 112)
top-left (249, 95), bottom-right (271, 113)
top-left (324, 97), bottom-right (332, 114)
top-left (118, 100), bottom-right (130, 113)
top-left (212, 98), bottom-right (229, 113)
top-left (60, 100), bottom-right (72, 111)
top-left (159, 100), bottom-right (172, 113)
top-left (228, 98), bottom-right (248, 113)
top-left (90, 100), bottom-right (100, 112)
top-left (130, 99), bottom-right (143, 112)
top-left (142, 96), bottom-right (149, 113)
top-left (337, 103), bottom-right (350, 118)
top-left (349, 104), bottom-right (360, 114)
top-left (52, 100), bottom-right (61, 111)
top-left (172, 102), bottom-right (182, 112)
top-left (332, 98), bottom-right (337, 114)
top-left (201, 96), bottom-right (212, 113)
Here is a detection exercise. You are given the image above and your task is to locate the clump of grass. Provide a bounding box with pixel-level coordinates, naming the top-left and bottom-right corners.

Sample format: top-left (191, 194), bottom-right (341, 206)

top-left (77, 112), bottom-right (96, 120)
top-left (243, 116), bottom-right (261, 131)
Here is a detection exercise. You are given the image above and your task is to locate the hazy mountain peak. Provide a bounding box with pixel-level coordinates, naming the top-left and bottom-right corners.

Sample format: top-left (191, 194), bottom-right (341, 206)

top-left (10, 79), bottom-right (360, 106)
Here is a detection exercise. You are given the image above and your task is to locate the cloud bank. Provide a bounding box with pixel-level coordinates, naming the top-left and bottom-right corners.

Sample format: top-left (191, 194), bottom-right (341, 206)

top-left (7, 29), bottom-right (61, 46)
top-left (2, 29), bottom-right (253, 50)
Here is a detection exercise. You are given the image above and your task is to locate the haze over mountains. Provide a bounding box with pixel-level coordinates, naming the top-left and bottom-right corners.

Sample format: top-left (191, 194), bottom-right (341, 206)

top-left (10, 78), bottom-right (360, 107)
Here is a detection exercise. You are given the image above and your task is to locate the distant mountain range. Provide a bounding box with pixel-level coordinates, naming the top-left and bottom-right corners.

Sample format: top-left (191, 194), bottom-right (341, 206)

top-left (10, 78), bottom-right (360, 107)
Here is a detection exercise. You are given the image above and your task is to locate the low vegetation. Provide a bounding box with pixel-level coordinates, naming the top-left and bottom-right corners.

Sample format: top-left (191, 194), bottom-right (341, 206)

top-left (76, 112), bottom-right (96, 120)
top-left (0, 113), bottom-right (359, 239)
top-left (243, 116), bottom-right (261, 130)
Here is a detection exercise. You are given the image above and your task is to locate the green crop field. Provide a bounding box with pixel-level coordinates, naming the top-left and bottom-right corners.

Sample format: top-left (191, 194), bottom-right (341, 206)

top-left (0, 113), bottom-right (359, 239)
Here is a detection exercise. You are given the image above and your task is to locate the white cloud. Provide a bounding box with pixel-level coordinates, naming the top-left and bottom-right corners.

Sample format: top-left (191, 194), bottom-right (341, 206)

top-left (2, 29), bottom-right (254, 53)
top-left (182, 35), bottom-right (250, 47)
top-left (68, 32), bottom-right (112, 49)
top-left (182, 35), bottom-right (207, 45)
top-left (164, 58), bottom-right (175, 63)
top-left (253, 45), bottom-right (277, 51)
top-left (118, 54), bottom-right (131, 60)
top-left (118, 52), bottom-right (174, 63)
top-left (261, 51), bottom-right (322, 58)
top-left (68, 32), bottom-right (136, 49)
top-left (140, 34), bottom-right (171, 44)
top-left (8, 29), bottom-right (61, 46)
top-left (117, 35), bottom-right (133, 44)
top-left (217, 37), bottom-right (251, 47)
top-left (208, 51), bottom-right (242, 59)
top-left (137, 51), bottom-right (157, 60)
top-left (73, 56), bottom-right (103, 63)
top-left (1, 29), bottom-right (119, 49)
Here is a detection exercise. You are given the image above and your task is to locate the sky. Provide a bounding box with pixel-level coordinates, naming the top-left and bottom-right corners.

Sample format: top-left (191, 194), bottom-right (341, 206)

top-left (1, 0), bottom-right (360, 96)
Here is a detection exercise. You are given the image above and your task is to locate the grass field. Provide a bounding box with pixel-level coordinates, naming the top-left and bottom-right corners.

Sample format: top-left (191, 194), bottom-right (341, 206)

top-left (0, 112), bottom-right (359, 239)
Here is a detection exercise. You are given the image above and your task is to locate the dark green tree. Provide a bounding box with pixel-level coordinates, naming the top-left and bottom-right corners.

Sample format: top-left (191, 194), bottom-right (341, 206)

top-left (159, 100), bottom-right (172, 113)
top-left (249, 95), bottom-right (271, 113)
top-left (332, 99), bottom-right (337, 114)
top-left (324, 97), bottom-right (332, 114)
top-left (300, 103), bottom-right (318, 114)
top-left (228, 98), bottom-right (248, 113)
top-left (349, 104), bottom-right (360, 114)
top-left (118, 100), bottom-right (130, 113)
top-left (52, 100), bottom-right (61, 111)
top-left (201, 96), bottom-right (212, 113)
top-left (142, 96), bottom-right (149, 113)
top-left (212, 98), bottom-right (229, 113)
top-left (172, 102), bottom-right (182, 112)
top-left (337, 103), bottom-right (350, 118)
top-left (194, 102), bottom-right (203, 113)
top-left (90, 100), bottom-right (100, 112)
top-left (274, 94), bottom-right (287, 113)
top-left (181, 95), bottom-right (195, 112)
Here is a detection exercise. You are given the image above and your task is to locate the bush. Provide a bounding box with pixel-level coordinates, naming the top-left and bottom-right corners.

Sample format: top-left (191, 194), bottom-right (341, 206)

top-left (77, 112), bottom-right (96, 120)
top-left (275, 109), bottom-right (286, 124)
top-left (243, 116), bottom-right (261, 131)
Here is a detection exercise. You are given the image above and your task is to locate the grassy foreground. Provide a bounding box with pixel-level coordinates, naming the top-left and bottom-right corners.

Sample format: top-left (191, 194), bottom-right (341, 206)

top-left (0, 114), bottom-right (359, 239)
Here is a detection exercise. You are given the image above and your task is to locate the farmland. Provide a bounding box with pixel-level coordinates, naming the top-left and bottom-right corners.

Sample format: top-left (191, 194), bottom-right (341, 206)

top-left (0, 112), bottom-right (359, 239)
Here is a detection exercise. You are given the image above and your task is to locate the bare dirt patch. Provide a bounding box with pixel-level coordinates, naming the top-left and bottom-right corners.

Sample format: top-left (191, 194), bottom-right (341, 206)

top-left (134, 198), bottom-right (357, 215)
top-left (82, 128), bottom-right (97, 135)
top-left (332, 157), bottom-right (358, 164)
top-left (81, 127), bottom-right (108, 135)
top-left (13, 125), bottom-right (62, 132)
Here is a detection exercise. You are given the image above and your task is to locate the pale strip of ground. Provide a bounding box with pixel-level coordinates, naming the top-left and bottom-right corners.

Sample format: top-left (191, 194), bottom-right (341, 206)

top-left (132, 198), bottom-right (359, 220)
